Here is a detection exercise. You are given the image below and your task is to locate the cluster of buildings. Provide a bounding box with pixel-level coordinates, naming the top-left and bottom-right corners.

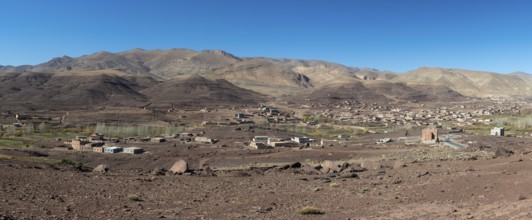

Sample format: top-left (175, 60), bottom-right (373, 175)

top-left (297, 101), bottom-right (522, 129)
top-left (250, 135), bottom-right (314, 149)
top-left (65, 133), bottom-right (144, 154)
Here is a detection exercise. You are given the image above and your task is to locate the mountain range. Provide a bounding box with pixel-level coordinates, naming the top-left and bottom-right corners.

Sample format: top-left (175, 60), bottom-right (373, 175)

top-left (0, 48), bottom-right (530, 108)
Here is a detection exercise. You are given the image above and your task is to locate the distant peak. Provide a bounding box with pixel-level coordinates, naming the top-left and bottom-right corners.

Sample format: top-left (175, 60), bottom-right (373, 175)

top-left (202, 49), bottom-right (241, 60)
top-left (94, 51), bottom-right (112, 55)
top-left (509, 71), bottom-right (531, 76)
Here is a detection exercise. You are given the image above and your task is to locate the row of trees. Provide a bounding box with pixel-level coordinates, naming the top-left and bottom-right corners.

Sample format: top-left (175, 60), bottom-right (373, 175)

top-left (94, 123), bottom-right (189, 137)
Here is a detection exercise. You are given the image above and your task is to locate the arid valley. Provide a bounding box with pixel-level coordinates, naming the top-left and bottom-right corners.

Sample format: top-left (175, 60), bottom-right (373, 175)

top-left (2, 48), bottom-right (532, 219)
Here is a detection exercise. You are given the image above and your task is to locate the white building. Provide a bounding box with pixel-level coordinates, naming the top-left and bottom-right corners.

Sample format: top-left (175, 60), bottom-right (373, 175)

top-left (491, 127), bottom-right (504, 136)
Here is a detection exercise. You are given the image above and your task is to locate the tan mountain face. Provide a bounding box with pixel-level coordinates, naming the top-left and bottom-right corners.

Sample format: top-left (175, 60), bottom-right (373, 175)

top-left (394, 67), bottom-right (532, 98)
top-left (0, 49), bottom-right (530, 102)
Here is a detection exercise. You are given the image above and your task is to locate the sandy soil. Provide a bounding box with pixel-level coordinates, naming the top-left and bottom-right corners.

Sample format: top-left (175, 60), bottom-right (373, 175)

top-left (1, 135), bottom-right (532, 219)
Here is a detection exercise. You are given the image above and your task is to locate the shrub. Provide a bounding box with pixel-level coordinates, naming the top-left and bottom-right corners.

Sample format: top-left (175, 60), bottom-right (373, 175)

top-left (298, 206), bottom-right (325, 215)
top-left (128, 194), bottom-right (142, 201)
top-left (60, 159), bottom-right (85, 171)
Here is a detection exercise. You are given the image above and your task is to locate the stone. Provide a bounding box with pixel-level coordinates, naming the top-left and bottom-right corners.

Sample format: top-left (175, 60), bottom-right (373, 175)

top-left (361, 160), bottom-right (382, 170)
top-left (290, 162), bottom-right (302, 168)
top-left (338, 173), bottom-right (359, 179)
top-left (170, 159), bottom-right (189, 174)
top-left (321, 160), bottom-right (347, 173)
top-left (151, 167), bottom-right (167, 176)
top-left (92, 164), bottom-right (108, 173)
top-left (495, 147), bottom-right (514, 157)
top-left (348, 163), bottom-right (367, 172)
top-left (393, 160), bottom-right (406, 169)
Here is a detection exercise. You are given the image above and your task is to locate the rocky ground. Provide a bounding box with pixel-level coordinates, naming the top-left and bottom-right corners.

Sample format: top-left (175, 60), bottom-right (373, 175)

top-left (1, 135), bottom-right (532, 219)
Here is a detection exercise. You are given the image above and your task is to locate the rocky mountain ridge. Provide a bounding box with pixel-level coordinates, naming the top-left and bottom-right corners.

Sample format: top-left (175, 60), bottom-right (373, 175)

top-left (1, 49), bottom-right (530, 99)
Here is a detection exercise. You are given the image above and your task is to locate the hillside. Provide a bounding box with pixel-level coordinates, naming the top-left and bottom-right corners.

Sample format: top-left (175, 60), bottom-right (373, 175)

top-left (0, 70), bottom-right (157, 108)
top-left (141, 75), bottom-right (267, 106)
top-left (394, 67), bottom-right (532, 97)
top-left (299, 81), bottom-right (466, 104)
top-left (0, 49), bottom-right (394, 96)
top-left (1, 49), bottom-right (531, 99)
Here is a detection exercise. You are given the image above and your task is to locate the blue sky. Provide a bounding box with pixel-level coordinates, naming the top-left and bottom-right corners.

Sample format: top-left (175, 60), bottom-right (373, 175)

top-left (0, 0), bottom-right (531, 73)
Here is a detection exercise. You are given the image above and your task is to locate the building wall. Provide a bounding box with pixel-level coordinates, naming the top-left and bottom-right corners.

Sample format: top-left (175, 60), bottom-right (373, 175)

top-left (421, 128), bottom-right (438, 142)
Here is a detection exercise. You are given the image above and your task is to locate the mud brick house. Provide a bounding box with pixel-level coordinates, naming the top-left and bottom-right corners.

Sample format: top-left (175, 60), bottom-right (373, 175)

top-left (291, 136), bottom-right (310, 144)
top-left (124, 147), bottom-right (143, 154)
top-left (421, 127), bottom-right (438, 144)
top-left (150, 137), bottom-right (166, 143)
top-left (250, 141), bottom-right (269, 149)
top-left (93, 146), bottom-right (105, 153)
top-left (70, 139), bottom-right (92, 151)
top-left (89, 132), bottom-right (104, 141)
top-left (253, 136), bottom-right (269, 144)
top-left (104, 146), bottom-right (123, 154)
top-left (194, 136), bottom-right (216, 144)
top-left (491, 127), bottom-right (505, 136)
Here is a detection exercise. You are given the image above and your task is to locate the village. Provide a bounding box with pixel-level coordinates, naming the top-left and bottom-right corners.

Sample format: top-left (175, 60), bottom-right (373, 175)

top-left (23, 98), bottom-right (516, 155)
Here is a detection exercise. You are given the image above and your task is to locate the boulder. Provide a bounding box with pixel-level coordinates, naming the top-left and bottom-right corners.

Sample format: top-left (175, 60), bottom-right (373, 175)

top-left (93, 164), bottom-right (108, 173)
top-left (321, 160), bottom-right (348, 173)
top-left (361, 160), bottom-right (382, 170)
top-left (290, 162), bottom-right (302, 168)
top-left (170, 159), bottom-right (189, 174)
top-left (393, 160), bottom-right (406, 169)
top-left (495, 147), bottom-right (514, 157)
top-left (151, 167), bottom-right (167, 176)
top-left (338, 173), bottom-right (359, 179)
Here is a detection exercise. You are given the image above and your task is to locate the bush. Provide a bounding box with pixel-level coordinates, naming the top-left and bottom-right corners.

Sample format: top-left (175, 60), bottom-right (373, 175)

top-left (60, 159), bottom-right (85, 171)
top-left (128, 194), bottom-right (142, 201)
top-left (298, 206), bottom-right (325, 215)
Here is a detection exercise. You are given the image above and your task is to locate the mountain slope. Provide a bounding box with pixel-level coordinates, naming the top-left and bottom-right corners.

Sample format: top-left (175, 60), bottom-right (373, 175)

top-left (0, 70), bottom-right (157, 107)
top-left (394, 67), bottom-right (532, 97)
top-left (0, 49), bottom-right (395, 97)
top-left (141, 75), bottom-right (267, 106)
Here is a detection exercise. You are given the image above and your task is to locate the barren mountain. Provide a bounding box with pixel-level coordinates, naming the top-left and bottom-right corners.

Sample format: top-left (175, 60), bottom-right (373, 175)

top-left (394, 67), bottom-right (532, 97)
top-left (300, 81), bottom-right (466, 104)
top-left (1, 49), bottom-right (531, 99)
top-left (0, 49), bottom-right (395, 96)
top-left (141, 75), bottom-right (267, 107)
top-left (0, 70), bottom-right (157, 108)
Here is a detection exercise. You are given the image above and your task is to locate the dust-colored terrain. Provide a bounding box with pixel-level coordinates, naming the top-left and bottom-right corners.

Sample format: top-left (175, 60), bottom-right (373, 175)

top-left (1, 48), bottom-right (532, 219)
top-left (1, 134), bottom-right (532, 219)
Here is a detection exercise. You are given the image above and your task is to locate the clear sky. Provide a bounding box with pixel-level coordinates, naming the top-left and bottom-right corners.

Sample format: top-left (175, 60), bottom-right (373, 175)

top-left (0, 0), bottom-right (531, 73)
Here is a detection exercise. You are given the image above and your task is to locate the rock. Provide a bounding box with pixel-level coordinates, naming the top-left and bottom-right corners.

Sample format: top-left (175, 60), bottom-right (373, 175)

top-left (151, 167), bottom-right (167, 176)
top-left (495, 147), bottom-right (514, 157)
top-left (301, 165), bottom-right (320, 175)
top-left (393, 160), bottom-right (406, 169)
top-left (518, 195), bottom-right (527, 200)
top-left (92, 164), bottom-right (108, 173)
top-left (338, 173), bottom-right (359, 179)
top-left (201, 166), bottom-right (215, 176)
top-left (277, 164), bottom-right (290, 170)
top-left (321, 160), bottom-right (347, 173)
top-left (169, 159), bottom-right (189, 174)
top-left (348, 163), bottom-right (367, 172)
top-left (361, 160), bottom-right (382, 170)
top-left (321, 160), bottom-right (338, 173)
top-left (290, 162), bottom-right (302, 168)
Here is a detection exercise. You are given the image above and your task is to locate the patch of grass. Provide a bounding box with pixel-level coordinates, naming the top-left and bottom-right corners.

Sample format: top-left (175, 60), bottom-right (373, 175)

top-left (0, 153), bottom-right (59, 164)
top-left (0, 154), bottom-right (14, 159)
top-left (329, 182), bottom-right (340, 188)
top-left (60, 159), bottom-right (86, 170)
top-left (298, 206), bottom-right (325, 215)
top-left (18, 156), bottom-right (59, 165)
top-left (0, 139), bottom-right (27, 148)
top-left (128, 194), bottom-right (143, 201)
